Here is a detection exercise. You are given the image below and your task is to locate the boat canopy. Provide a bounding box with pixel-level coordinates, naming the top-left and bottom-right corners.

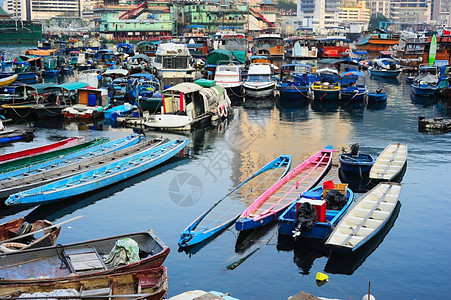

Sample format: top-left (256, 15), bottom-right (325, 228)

top-left (131, 73), bottom-right (156, 81)
top-left (43, 82), bottom-right (89, 93)
top-left (103, 69), bottom-right (129, 76)
top-left (206, 49), bottom-right (234, 66)
top-left (316, 68), bottom-right (339, 75)
top-left (164, 82), bottom-right (203, 93)
top-left (129, 54), bottom-right (151, 62)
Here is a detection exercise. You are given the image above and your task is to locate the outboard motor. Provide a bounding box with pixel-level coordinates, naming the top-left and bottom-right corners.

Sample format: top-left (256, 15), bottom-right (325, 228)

top-left (293, 202), bottom-right (317, 238)
top-left (350, 143), bottom-right (359, 156)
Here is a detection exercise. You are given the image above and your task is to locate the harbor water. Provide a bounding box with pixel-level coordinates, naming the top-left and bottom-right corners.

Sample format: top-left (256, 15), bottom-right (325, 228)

top-left (1, 46), bottom-right (451, 299)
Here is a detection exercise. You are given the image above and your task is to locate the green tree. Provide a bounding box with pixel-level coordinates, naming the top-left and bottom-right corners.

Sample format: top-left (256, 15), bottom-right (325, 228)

top-left (276, 0), bottom-right (297, 13)
top-left (369, 13), bottom-right (389, 31)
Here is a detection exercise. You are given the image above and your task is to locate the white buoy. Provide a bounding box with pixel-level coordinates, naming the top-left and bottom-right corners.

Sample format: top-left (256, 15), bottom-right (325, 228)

top-left (362, 294), bottom-right (375, 300)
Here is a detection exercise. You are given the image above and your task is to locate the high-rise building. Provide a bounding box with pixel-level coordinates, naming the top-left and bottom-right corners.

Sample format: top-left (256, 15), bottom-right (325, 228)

top-left (297, 0), bottom-right (342, 33)
top-left (2, 0), bottom-right (82, 20)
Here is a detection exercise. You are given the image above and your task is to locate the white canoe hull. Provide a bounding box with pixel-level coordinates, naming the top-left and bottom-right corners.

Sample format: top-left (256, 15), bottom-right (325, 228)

top-left (369, 143), bottom-right (407, 181)
top-left (325, 182), bottom-right (402, 253)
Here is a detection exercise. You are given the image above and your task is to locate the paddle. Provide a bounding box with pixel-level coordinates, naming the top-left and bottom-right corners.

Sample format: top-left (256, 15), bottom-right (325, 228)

top-left (1, 215), bottom-right (83, 244)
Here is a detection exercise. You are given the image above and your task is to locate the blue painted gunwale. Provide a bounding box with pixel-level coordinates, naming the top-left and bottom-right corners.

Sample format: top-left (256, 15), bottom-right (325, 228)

top-left (0, 135), bottom-right (143, 181)
top-left (5, 138), bottom-right (189, 206)
top-left (339, 153), bottom-right (375, 176)
top-left (368, 69), bottom-right (401, 78)
top-left (104, 103), bottom-right (134, 120)
top-left (178, 155), bottom-right (292, 248)
top-left (278, 186), bottom-right (354, 239)
top-left (410, 83), bottom-right (438, 96)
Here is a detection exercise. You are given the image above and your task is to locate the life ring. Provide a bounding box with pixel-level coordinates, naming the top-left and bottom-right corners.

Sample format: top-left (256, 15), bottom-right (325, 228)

top-left (0, 242), bottom-right (27, 253)
top-left (443, 37), bottom-right (448, 42)
top-left (312, 50), bottom-right (317, 56)
top-left (345, 49), bottom-right (351, 54)
top-left (217, 105), bottom-right (224, 117)
top-left (427, 36), bottom-right (432, 42)
top-left (222, 105), bottom-right (228, 117)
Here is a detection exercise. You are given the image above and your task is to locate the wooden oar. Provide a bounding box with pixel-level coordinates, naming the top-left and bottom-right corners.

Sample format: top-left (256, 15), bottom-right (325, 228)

top-left (1, 215), bottom-right (83, 244)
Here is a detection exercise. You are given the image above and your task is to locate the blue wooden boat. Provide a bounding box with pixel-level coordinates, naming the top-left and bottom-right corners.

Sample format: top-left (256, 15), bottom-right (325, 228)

top-left (178, 155), bottom-right (292, 248)
top-left (0, 129), bottom-right (34, 145)
top-left (368, 52), bottom-right (402, 78)
top-left (277, 64), bottom-right (312, 103)
top-left (339, 152), bottom-right (375, 178)
top-left (411, 80), bottom-right (439, 96)
top-left (338, 144), bottom-right (375, 178)
top-left (104, 103), bottom-right (134, 121)
top-left (368, 89), bottom-right (387, 103)
top-left (340, 71), bottom-right (367, 103)
top-left (278, 185), bottom-right (354, 239)
top-left (311, 69), bottom-right (341, 101)
top-left (5, 138), bottom-right (189, 206)
top-left (235, 146), bottom-right (334, 232)
top-left (0, 136), bottom-right (153, 198)
top-left (0, 135), bottom-right (143, 181)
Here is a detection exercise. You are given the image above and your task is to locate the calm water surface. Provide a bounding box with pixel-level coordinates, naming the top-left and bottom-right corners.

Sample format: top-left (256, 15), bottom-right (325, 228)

top-left (1, 46), bottom-right (451, 300)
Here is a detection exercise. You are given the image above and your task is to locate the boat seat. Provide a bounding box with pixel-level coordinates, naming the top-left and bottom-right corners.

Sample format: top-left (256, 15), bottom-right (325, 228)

top-left (64, 247), bottom-right (108, 275)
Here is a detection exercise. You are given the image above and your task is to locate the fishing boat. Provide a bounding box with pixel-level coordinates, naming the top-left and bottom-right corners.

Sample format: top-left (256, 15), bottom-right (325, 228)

top-left (0, 218), bottom-right (61, 252)
top-left (5, 138), bottom-right (189, 206)
top-left (104, 103), bottom-right (134, 121)
top-left (311, 69), bottom-right (341, 101)
top-left (325, 182), bottom-right (402, 253)
top-left (0, 136), bottom-right (84, 164)
top-left (243, 63), bottom-right (276, 101)
top-left (277, 64), bottom-right (312, 105)
top-left (32, 82), bottom-right (89, 118)
top-left (339, 144), bottom-right (375, 178)
top-left (0, 137), bottom-right (107, 174)
top-left (0, 138), bottom-right (162, 199)
top-left (213, 64), bottom-right (243, 105)
top-left (235, 146), bottom-right (334, 231)
top-left (153, 42), bottom-right (196, 88)
top-left (278, 183), bottom-right (354, 239)
top-left (0, 129), bottom-right (34, 145)
top-left (0, 135), bottom-right (142, 181)
top-left (368, 52), bottom-right (402, 78)
top-left (410, 65), bottom-right (441, 97)
top-left (369, 143), bottom-right (407, 182)
top-left (0, 74), bottom-right (18, 88)
top-left (213, 27), bottom-right (247, 64)
top-left (0, 230), bottom-right (169, 288)
top-left (0, 266), bottom-right (168, 300)
top-left (143, 81), bottom-right (231, 131)
top-left (178, 155), bottom-right (292, 248)
top-left (340, 71), bottom-right (367, 103)
top-left (356, 30), bottom-right (401, 58)
top-left (368, 89), bottom-right (388, 104)
top-left (251, 33), bottom-right (284, 67)
top-left (62, 87), bottom-right (109, 120)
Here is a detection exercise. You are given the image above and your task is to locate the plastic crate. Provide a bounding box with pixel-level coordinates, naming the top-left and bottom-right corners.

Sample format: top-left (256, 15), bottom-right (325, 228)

top-left (322, 183), bottom-right (348, 198)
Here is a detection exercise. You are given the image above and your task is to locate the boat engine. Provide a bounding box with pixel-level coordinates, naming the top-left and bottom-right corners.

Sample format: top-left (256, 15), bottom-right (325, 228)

top-left (350, 143), bottom-right (359, 156)
top-left (293, 202), bottom-right (317, 238)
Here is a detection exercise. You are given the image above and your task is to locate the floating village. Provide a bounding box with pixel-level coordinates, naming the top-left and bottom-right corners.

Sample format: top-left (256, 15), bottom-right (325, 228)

top-left (0, 0), bottom-right (450, 299)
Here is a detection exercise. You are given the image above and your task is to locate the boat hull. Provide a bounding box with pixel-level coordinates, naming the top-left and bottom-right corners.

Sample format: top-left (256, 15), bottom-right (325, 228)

top-left (368, 92), bottom-right (387, 103)
top-left (369, 70), bottom-right (401, 78)
top-left (339, 153), bottom-right (375, 178)
top-left (312, 89), bottom-right (340, 101)
top-left (411, 84), bottom-right (438, 96)
top-left (278, 86), bottom-right (310, 102)
top-left (243, 82), bottom-right (275, 100)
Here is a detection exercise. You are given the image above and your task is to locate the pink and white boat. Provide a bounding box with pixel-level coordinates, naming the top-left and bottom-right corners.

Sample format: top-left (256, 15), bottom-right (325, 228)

top-left (235, 146), bottom-right (334, 231)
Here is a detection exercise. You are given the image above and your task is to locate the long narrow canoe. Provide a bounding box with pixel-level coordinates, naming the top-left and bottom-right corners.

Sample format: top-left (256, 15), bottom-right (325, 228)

top-left (325, 182), bottom-right (402, 253)
top-left (0, 230), bottom-right (169, 285)
top-left (369, 143), bottom-right (407, 182)
top-left (0, 218), bottom-right (61, 252)
top-left (278, 186), bottom-right (354, 239)
top-left (0, 135), bottom-right (142, 181)
top-left (178, 155), bottom-right (292, 248)
top-left (0, 129), bottom-right (34, 145)
top-left (235, 146), bottom-right (334, 231)
top-left (0, 138), bottom-right (165, 198)
top-left (0, 137), bottom-right (108, 173)
top-left (0, 266), bottom-right (168, 300)
top-left (0, 136), bottom-right (84, 163)
top-left (5, 138), bottom-right (189, 206)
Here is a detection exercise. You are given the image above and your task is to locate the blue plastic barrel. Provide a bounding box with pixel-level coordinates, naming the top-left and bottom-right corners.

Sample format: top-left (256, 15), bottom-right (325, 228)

top-left (88, 94), bottom-right (97, 106)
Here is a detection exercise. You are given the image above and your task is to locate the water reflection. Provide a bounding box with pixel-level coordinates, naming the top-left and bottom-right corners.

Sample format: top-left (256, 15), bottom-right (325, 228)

top-left (410, 94), bottom-right (438, 107)
top-left (367, 101), bottom-right (387, 111)
top-left (276, 98), bottom-right (309, 122)
top-left (437, 99), bottom-right (451, 117)
top-left (243, 99), bottom-right (274, 109)
top-left (311, 100), bottom-right (339, 113)
top-left (339, 102), bottom-right (366, 122)
top-left (324, 202), bottom-right (401, 275)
